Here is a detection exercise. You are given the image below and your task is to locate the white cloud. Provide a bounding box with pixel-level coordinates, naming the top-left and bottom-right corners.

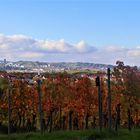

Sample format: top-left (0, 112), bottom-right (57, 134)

top-left (74, 40), bottom-right (97, 53)
top-left (91, 46), bottom-right (140, 66)
top-left (0, 34), bottom-right (96, 55)
top-left (105, 46), bottom-right (127, 53)
top-left (127, 48), bottom-right (140, 57)
top-left (1, 34), bottom-right (140, 66)
top-left (20, 52), bottom-right (44, 59)
top-left (0, 44), bottom-right (9, 49)
top-left (38, 39), bottom-right (72, 53)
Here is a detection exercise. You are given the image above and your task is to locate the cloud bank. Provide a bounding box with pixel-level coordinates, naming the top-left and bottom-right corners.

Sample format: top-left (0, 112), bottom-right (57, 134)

top-left (0, 34), bottom-right (140, 66)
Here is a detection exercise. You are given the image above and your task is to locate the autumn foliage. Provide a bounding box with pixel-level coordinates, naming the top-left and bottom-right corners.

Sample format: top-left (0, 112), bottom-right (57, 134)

top-left (0, 61), bottom-right (140, 133)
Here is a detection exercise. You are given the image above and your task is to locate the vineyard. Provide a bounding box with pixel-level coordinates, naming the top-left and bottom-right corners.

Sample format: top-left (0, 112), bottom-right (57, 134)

top-left (0, 61), bottom-right (140, 138)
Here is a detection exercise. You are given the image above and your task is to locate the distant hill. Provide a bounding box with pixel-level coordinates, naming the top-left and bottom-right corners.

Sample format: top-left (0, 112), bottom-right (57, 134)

top-left (13, 61), bottom-right (113, 69)
top-left (49, 62), bottom-right (113, 69)
top-left (0, 60), bottom-right (114, 72)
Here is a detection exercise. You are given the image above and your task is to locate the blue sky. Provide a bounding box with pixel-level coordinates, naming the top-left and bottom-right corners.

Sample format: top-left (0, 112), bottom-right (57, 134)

top-left (0, 0), bottom-right (140, 65)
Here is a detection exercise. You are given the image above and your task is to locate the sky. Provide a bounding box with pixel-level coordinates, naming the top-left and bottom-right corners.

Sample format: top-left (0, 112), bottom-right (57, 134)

top-left (0, 0), bottom-right (140, 66)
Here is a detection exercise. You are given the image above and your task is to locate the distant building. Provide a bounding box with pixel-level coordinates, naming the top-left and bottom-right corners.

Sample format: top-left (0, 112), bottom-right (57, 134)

top-left (4, 59), bottom-right (6, 70)
top-left (4, 59), bottom-right (6, 64)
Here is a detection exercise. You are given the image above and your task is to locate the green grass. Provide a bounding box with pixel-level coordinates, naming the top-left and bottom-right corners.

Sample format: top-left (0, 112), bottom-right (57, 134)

top-left (0, 129), bottom-right (140, 140)
top-left (66, 69), bottom-right (97, 74)
top-left (106, 129), bottom-right (140, 140)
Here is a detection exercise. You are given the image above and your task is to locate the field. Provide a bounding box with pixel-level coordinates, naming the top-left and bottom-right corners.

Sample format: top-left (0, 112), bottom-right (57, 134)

top-left (66, 69), bottom-right (97, 74)
top-left (0, 129), bottom-right (140, 140)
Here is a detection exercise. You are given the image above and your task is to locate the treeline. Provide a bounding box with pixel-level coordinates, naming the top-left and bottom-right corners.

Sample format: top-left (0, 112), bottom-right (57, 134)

top-left (0, 61), bottom-right (140, 134)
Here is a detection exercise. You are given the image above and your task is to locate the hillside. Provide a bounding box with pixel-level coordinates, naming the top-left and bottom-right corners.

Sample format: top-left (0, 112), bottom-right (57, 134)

top-left (0, 60), bottom-right (114, 72)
